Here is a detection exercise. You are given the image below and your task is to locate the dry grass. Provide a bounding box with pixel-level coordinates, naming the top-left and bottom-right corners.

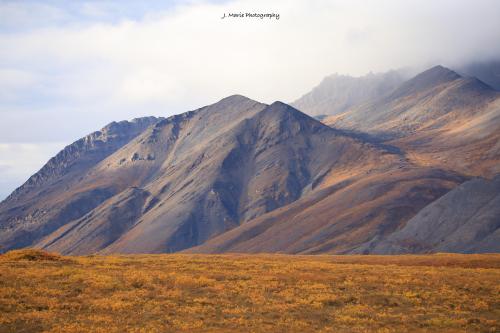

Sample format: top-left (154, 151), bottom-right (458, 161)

top-left (0, 250), bottom-right (499, 332)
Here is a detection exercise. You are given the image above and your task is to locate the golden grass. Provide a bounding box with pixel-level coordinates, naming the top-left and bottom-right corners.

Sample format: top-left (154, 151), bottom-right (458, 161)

top-left (0, 250), bottom-right (499, 332)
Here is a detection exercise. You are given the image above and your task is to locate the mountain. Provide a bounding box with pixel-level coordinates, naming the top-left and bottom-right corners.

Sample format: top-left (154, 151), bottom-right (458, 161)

top-left (189, 67), bottom-right (500, 255)
top-left (2, 70), bottom-right (499, 255)
top-left (2, 96), bottom-right (264, 253)
top-left (324, 66), bottom-right (495, 136)
top-left (291, 70), bottom-right (405, 117)
top-left (3, 95), bottom-right (428, 255)
top-left (324, 66), bottom-right (500, 178)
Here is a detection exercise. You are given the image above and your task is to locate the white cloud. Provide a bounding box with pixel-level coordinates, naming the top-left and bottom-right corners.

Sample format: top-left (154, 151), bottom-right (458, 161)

top-left (0, 69), bottom-right (39, 100)
top-left (1, 0), bottom-right (499, 113)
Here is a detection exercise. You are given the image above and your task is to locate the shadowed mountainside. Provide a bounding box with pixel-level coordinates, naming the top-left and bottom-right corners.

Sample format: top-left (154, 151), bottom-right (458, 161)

top-left (188, 167), bottom-right (465, 254)
top-left (372, 175), bottom-right (500, 254)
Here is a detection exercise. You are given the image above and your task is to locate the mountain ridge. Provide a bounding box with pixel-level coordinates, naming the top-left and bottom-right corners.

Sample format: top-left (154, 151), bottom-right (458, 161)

top-left (323, 65), bottom-right (500, 178)
top-left (2, 116), bottom-right (161, 206)
top-left (1, 65), bottom-right (499, 255)
top-left (4, 95), bottom-right (405, 254)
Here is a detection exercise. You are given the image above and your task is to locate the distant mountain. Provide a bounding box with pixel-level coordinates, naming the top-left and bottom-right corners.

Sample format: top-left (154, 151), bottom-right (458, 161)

top-left (325, 66), bottom-right (494, 136)
top-left (325, 65), bottom-right (500, 177)
top-left (291, 70), bottom-right (405, 117)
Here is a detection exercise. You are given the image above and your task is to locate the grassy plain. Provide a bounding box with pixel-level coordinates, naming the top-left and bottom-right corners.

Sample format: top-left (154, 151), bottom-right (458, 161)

top-left (0, 249), bottom-right (499, 332)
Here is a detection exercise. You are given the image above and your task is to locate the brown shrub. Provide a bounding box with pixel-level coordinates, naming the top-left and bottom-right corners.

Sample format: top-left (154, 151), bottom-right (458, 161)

top-left (0, 248), bottom-right (70, 262)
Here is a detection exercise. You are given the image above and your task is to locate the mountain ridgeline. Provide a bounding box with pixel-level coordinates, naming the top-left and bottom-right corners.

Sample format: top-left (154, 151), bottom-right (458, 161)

top-left (292, 70), bottom-right (405, 117)
top-left (0, 65), bottom-right (499, 255)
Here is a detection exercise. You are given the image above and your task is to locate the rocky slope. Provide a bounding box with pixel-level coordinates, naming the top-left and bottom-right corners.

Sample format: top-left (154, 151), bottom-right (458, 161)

top-left (372, 175), bottom-right (500, 254)
top-left (187, 167), bottom-right (465, 254)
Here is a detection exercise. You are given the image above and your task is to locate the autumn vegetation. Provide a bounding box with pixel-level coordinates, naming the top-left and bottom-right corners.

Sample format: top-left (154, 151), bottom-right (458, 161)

top-left (0, 249), bottom-right (499, 332)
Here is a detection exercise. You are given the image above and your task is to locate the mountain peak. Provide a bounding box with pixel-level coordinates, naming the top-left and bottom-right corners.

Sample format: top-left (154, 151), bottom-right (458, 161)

top-left (421, 65), bottom-right (461, 79)
top-left (203, 95), bottom-right (264, 114)
top-left (102, 117), bottom-right (160, 135)
top-left (408, 65), bottom-right (462, 87)
top-left (268, 100), bottom-right (288, 108)
top-left (218, 94), bottom-right (255, 104)
top-left (387, 65), bottom-right (461, 100)
top-left (259, 101), bottom-right (329, 133)
top-left (266, 101), bottom-right (308, 118)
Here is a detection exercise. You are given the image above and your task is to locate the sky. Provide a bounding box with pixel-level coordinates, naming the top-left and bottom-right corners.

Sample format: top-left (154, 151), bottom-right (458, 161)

top-left (1, 0), bottom-right (500, 200)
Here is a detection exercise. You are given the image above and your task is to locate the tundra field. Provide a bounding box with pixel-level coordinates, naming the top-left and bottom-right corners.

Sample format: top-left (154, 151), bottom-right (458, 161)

top-left (0, 250), bottom-right (499, 332)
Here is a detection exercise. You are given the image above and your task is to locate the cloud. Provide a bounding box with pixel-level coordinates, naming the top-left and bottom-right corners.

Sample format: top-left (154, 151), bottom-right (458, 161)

top-left (0, 142), bottom-right (66, 200)
top-left (0, 1), bottom-right (68, 31)
top-left (0, 69), bottom-right (39, 101)
top-left (0, 0), bottom-right (500, 197)
top-left (1, 0), bottom-right (500, 132)
top-left (1, 1), bottom-right (499, 111)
